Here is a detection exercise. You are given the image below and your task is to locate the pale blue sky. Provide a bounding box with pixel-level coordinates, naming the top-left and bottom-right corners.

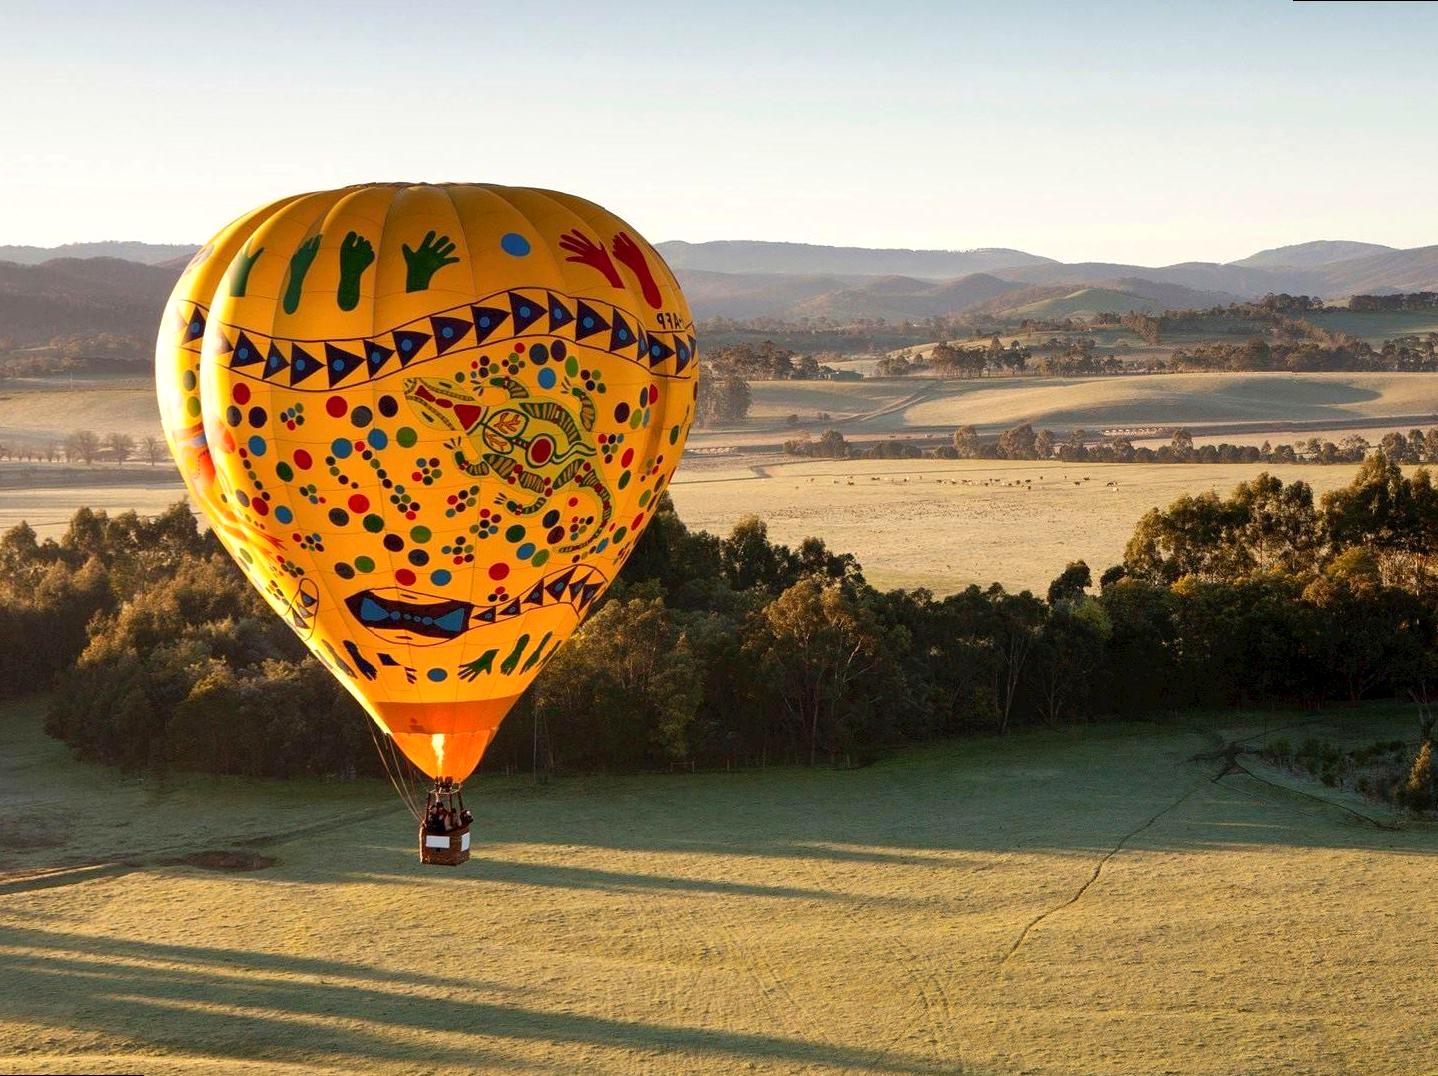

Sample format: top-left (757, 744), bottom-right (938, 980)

top-left (3, 0), bottom-right (1435, 263)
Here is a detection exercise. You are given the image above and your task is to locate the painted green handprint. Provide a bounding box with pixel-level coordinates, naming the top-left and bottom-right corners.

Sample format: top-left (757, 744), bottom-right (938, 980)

top-left (227, 244), bottom-right (263, 297)
top-left (403, 231), bottom-right (460, 293)
top-left (282, 235), bottom-right (322, 315)
top-left (336, 231), bottom-right (375, 312)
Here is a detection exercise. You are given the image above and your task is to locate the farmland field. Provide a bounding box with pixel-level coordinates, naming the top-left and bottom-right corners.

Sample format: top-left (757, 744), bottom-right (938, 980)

top-left (5, 370), bottom-right (1438, 591)
top-left (3, 694), bottom-right (1435, 1075)
top-left (669, 459), bottom-right (1368, 593)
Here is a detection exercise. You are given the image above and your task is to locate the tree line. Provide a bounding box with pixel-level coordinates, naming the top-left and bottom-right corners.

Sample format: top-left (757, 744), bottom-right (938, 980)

top-left (0, 431), bottom-right (165, 465)
top-left (4, 454), bottom-right (1436, 812)
top-left (785, 423), bottom-right (1438, 466)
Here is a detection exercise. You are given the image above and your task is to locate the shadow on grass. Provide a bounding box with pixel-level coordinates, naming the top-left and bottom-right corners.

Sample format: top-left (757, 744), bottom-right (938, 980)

top-left (0, 925), bottom-right (951, 1073)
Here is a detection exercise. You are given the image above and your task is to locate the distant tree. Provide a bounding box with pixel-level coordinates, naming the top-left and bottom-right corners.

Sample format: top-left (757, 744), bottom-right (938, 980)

top-left (1047, 560), bottom-right (1092, 605)
top-left (141, 435), bottom-right (165, 466)
top-left (65, 430), bottom-right (100, 465)
top-left (104, 432), bottom-right (135, 465)
top-left (953, 425), bottom-right (981, 458)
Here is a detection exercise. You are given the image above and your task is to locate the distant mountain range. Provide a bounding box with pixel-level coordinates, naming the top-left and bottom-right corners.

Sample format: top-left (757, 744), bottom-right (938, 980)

top-left (0, 241), bottom-right (197, 266)
top-left (3, 237), bottom-right (1438, 343)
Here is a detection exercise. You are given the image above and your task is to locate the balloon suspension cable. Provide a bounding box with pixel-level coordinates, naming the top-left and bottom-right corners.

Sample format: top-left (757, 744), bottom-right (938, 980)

top-left (368, 720), bottom-right (423, 822)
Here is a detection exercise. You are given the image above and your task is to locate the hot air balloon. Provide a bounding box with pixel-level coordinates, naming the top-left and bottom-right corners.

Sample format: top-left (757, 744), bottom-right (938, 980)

top-left (156, 185), bottom-right (697, 862)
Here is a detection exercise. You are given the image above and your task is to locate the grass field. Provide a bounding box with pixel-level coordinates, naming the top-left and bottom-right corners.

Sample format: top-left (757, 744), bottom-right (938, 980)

top-left (668, 459), bottom-right (1368, 593)
top-left (3, 694), bottom-right (1435, 1075)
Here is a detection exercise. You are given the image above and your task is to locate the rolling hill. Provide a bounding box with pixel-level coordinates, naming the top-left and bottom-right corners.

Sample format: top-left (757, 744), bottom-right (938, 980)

top-left (1230, 239), bottom-right (1396, 270)
top-left (656, 240), bottom-right (1055, 278)
top-left (0, 257), bottom-right (182, 343)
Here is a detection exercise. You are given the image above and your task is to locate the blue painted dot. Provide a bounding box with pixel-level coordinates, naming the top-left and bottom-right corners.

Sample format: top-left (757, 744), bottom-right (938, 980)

top-left (367, 429), bottom-right (388, 450)
top-left (517, 542), bottom-right (536, 559)
top-left (501, 232), bottom-right (531, 257)
top-left (331, 359), bottom-right (343, 371)
top-left (519, 305), bottom-right (531, 318)
top-left (421, 617), bottom-right (434, 626)
top-left (370, 350), bottom-right (382, 362)
top-left (650, 344), bottom-right (661, 357)
top-left (479, 316), bottom-right (491, 328)
top-left (390, 611), bottom-right (401, 621)
top-left (400, 338), bottom-right (413, 351)
top-left (537, 368), bottom-right (556, 389)
top-left (582, 317), bottom-right (594, 328)
top-left (442, 326), bottom-right (454, 338)
top-left (247, 436), bottom-right (267, 456)
top-left (431, 569), bottom-right (452, 586)
top-left (189, 320), bottom-right (200, 334)
top-left (331, 438), bottom-right (353, 459)
top-left (238, 347), bottom-right (250, 360)
top-left (427, 668), bottom-right (448, 682)
top-left (619, 329), bottom-right (629, 340)
top-left (596, 538), bottom-right (609, 553)
top-left (275, 506), bottom-right (294, 524)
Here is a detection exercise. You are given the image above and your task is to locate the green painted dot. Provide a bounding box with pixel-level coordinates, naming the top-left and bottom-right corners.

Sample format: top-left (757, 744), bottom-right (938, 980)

top-left (182, 370), bottom-right (197, 390)
top-left (276, 461), bottom-right (294, 481)
top-left (629, 412), bottom-right (642, 429)
top-left (618, 472), bottom-right (631, 490)
top-left (186, 396), bottom-right (201, 417)
top-left (363, 514), bottom-right (384, 533)
top-left (638, 490), bottom-right (651, 507)
top-left (530, 549), bottom-right (549, 568)
top-left (410, 525), bottom-right (431, 543)
top-left (238, 548), bottom-right (253, 563)
top-left (669, 424), bottom-right (680, 445)
top-left (396, 427), bottom-right (417, 448)
top-left (612, 527), bottom-right (628, 544)
top-left (505, 524), bottom-right (526, 542)
top-left (565, 356), bottom-right (579, 376)
top-left (355, 555), bottom-right (375, 572)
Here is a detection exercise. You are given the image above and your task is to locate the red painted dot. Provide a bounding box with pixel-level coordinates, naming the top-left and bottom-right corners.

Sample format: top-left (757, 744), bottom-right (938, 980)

top-left (632, 514), bottom-right (645, 529)
top-left (232, 383), bottom-right (251, 405)
top-left (621, 448), bottom-right (634, 467)
top-left (514, 342), bottom-right (526, 352)
top-left (568, 497), bottom-right (579, 507)
top-left (348, 494), bottom-right (369, 513)
top-left (252, 499), bottom-right (269, 516)
top-left (293, 449), bottom-right (313, 469)
top-left (488, 562), bottom-right (509, 581)
top-left (395, 568), bottom-right (416, 586)
top-left (326, 396), bottom-right (348, 418)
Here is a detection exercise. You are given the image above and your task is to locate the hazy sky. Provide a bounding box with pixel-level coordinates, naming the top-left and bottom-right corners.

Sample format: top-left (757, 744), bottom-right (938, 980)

top-left (3, 0), bottom-right (1435, 264)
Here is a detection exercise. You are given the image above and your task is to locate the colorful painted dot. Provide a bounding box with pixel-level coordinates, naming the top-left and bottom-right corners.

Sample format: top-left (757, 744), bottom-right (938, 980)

top-left (430, 569), bottom-right (452, 586)
top-left (247, 436), bottom-right (267, 456)
top-left (396, 427), bottom-right (417, 448)
top-left (326, 396), bottom-right (347, 418)
top-left (367, 429), bottom-right (388, 450)
top-left (489, 562), bottom-right (509, 581)
top-left (331, 438), bottom-right (353, 459)
top-left (500, 232), bottom-right (531, 257)
top-left (275, 506), bottom-right (294, 524)
top-left (395, 567), bottom-right (416, 586)
top-left (427, 667), bottom-right (448, 682)
top-left (355, 555), bottom-right (375, 573)
top-left (537, 368), bottom-right (556, 390)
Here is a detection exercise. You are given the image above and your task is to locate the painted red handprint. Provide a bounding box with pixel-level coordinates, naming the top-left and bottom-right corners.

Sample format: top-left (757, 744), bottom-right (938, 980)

top-left (611, 231), bottom-right (662, 309)
top-left (558, 229), bottom-right (622, 289)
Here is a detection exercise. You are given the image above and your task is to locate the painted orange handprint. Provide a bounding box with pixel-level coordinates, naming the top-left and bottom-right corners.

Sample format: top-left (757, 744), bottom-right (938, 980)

top-left (558, 229), bottom-right (622, 289)
top-left (611, 231), bottom-right (662, 309)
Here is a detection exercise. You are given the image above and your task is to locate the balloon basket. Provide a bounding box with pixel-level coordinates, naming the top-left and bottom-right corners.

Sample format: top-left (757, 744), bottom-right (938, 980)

top-left (419, 781), bottom-right (471, 866)
top-left (420, 824), bottom-right (471, 866)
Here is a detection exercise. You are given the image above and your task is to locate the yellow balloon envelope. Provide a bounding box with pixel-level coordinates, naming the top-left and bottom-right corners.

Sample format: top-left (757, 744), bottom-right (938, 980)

top-left (156, 184), bottom-right (697, 781)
